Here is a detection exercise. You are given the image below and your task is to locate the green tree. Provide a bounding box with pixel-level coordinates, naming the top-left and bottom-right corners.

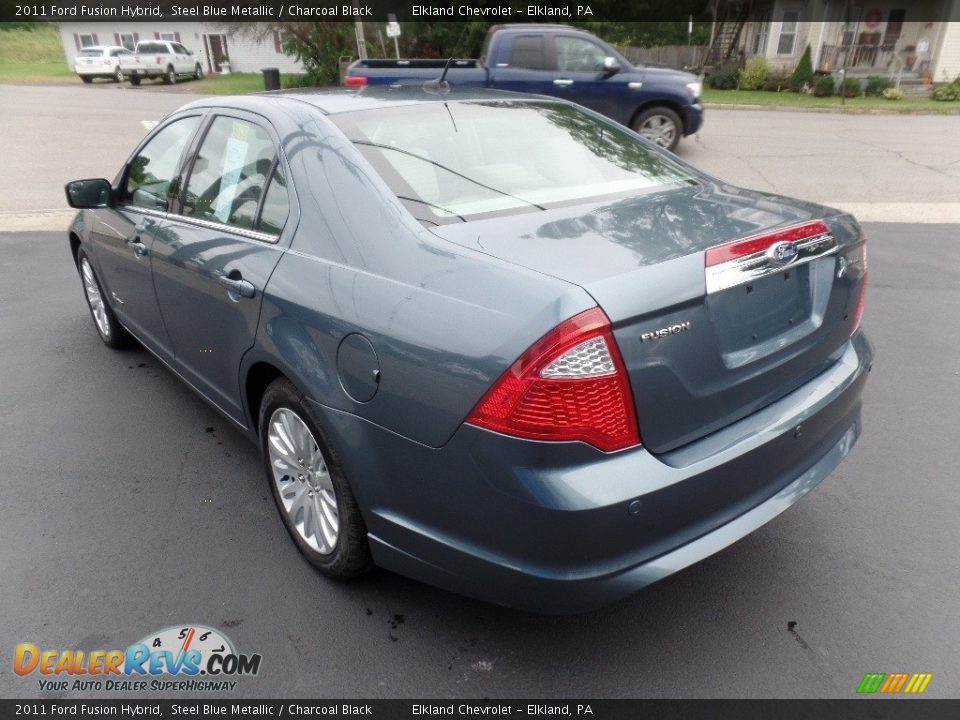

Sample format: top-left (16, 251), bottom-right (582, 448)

top-left (790, 45), bottom-right (814, 92)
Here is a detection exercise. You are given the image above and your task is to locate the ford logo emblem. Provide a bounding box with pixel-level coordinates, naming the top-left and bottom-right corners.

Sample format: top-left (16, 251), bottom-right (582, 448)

top-left (766, 241), bottom-right (799, 267)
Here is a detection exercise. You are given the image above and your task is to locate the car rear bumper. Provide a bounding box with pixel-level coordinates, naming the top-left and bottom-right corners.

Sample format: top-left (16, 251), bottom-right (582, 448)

top-left (75, 66), bottom-right (113, 76)
top-left (312, 330), bottom-right (872, 614)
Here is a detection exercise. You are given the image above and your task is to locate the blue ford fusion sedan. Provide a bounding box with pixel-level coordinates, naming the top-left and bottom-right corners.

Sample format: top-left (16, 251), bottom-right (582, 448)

top-left (65, 87), bottom-right (872, 613)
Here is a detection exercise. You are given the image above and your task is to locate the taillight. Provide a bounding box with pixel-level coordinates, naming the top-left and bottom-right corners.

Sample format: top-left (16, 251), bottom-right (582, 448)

top-left (466, 307), bottom-right (641, 452)
top-left (344, 75), bottom-right (367, 87)
top-left (852, 240), bottom-right (868, 332)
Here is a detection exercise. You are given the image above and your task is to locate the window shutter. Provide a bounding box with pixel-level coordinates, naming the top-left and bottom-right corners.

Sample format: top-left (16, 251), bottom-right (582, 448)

top-left (92, 33), bottom-right (98, 45)
top-left (134, 32), bottom-right (140, 43)
top-left (155, 32), bottom-right (160, 40)
top-left (174, 32), bottom-right (181, 42)
top-left (114, 33), bottom-right (120, 46)
top-left (73, 33), bottom-right (80, 50)
top-left (273, 31), bottom-right (281, 53)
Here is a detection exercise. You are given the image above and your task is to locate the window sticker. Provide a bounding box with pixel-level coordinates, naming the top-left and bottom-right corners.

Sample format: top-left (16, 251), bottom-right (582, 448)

top-left (214, 122), bottom-right (250, 224)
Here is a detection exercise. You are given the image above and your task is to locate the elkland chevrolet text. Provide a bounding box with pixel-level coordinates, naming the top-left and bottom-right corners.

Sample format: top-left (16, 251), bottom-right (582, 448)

top-left (65, 88), bottom-right (872, 613)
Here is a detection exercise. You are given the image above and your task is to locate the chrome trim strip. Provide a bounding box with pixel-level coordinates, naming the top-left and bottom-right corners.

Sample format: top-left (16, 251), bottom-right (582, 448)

top-left (705, 232), bottom-right (837, 294)
top-left (164, 213), bottom-right (280, 244)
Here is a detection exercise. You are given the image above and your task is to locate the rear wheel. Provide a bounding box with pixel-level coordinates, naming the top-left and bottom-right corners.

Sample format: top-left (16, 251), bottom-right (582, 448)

top-left (632, 106), bottom-right (683, 152)
top-left (114, 66), bottom-right (124, 82)
top-left (76, 249), bottom-right (132, 349)
top-left (163, 65), bottom-right (176, 85)
top-left (259, 378), bottom-right (372, 578)
top-left (80, 76), bottom-right (93, 84)
top-left (193, 63), bottom-right (204, 80)
top-left (129, 73), bottom-right (141, 86)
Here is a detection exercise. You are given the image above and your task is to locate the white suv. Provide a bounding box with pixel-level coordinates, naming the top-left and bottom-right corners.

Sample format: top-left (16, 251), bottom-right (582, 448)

top-left (74, 46), bottom-right (133, 84)
top-left (120, 41), bottom-right (204, 85)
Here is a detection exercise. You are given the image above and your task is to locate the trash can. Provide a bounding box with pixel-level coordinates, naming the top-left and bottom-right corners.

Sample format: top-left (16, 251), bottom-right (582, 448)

top-left (262, 68), bottom-right (280, 91)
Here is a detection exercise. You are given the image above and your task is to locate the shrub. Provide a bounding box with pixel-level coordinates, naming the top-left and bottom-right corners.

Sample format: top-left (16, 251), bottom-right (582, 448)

top-left (761, 70), bottom-right (791, 92)
top-left (882, 87), bottom-right (905, 100)
top-left (281, 73), bottom-right (315, 89)
top-left (790, 45), bottom-right (814, 92)
top-left (813, 75), bottom-right (835, 97)
top-left (865, 75), bottom-right (893, 96)
top-left (841, 77), bottom-right (862, 97)
top-left (708, 59), bottom-right (740, 90)
top-left (738, 56), bottom-right (769, 90)
top-left (931, 76), bottom-right (960, 101)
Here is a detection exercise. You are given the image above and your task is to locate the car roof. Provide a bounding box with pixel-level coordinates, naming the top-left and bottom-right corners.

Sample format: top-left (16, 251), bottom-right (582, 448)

top-left (178, 86), bottom-right (559, 116)
top-left (79, 46), bottom-right (126, 52)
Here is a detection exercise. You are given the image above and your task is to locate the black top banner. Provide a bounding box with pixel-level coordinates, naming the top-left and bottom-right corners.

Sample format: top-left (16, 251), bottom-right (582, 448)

top-left (7, 0), bottom-right (711, 24)
top-left (2, 699), bottom-right (960, 720)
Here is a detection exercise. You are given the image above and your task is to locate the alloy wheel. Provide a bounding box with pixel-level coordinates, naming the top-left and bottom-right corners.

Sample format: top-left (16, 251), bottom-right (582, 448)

top-left (638, 114), bottom-right (678, 148)
top-left (267, 408), bottom-right (339, 555)
top-left (80, 258), bottom-right (110, 339)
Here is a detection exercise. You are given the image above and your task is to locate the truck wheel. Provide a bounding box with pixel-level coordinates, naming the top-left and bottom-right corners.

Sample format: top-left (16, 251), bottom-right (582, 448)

top-left (129, 74), bottom-right (141, 86)
top-left (193, 63), bottom-right (204, 80)
top-left (632, 107), bottom-right (682, 152)
top-left (114, 66), bottom-right (124, 83)
top-left (163, 65), bottom-right (176, 85)
top-left (81, 76), bottom-right (93, 84)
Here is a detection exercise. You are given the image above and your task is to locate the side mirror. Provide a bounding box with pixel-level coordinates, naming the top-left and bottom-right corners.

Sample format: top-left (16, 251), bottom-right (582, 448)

top-left (65, 178), bottom-right (112, 209)
top-left (603, 56), bottom-right (622, 74)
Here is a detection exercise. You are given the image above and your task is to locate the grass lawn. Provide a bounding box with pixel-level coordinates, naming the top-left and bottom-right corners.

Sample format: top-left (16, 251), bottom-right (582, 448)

top-left (702, 87), bottom-right (960, 113)
top-left (0, 62), bottom-right (74, 84)
top-left (0, 24), bottom-right (64, 64)
top-left (188, 72), bottom-right (272, 94)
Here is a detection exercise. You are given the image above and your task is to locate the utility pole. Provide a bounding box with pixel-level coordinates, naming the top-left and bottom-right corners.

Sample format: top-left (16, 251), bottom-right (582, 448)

top-left (352, 0), bottom-right (367, 60)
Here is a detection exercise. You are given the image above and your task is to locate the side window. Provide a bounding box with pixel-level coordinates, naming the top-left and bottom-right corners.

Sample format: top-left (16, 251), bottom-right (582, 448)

top-left (509, 35), bottom-right (548, 71)
top-left (125, 116), bottom-right (200, 211)
top-left (256, 165), bottom-right (289, 236)
top-left (173, 43), bottom-right (189, 55)
top-left (555, 37), bottom-right (608, 72)
top-left (182, 116), bottom-right (277, 231)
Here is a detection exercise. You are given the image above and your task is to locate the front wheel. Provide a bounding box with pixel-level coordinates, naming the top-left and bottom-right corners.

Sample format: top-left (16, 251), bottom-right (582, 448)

top-left (259, 378), bottom-right (372, 578)
top-left (76, 249), bottom-right (132, 349)
top-left (632, 106), bottom-right (683, 152)
top-left (163, 65), bottom-right (176, 85)
top-left (193, 63), bottom-right (204, 80)
top-left (114, 66), bottom-right (124, 82)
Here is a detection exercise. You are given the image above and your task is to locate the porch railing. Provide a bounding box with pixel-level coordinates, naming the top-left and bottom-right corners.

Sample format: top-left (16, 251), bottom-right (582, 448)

top-left (818, 43), bottom-right (898, 73)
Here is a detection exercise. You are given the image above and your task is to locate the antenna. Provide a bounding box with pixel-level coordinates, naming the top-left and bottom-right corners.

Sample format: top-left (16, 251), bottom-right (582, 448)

top-left (423, 58), bottom-right (455, 93)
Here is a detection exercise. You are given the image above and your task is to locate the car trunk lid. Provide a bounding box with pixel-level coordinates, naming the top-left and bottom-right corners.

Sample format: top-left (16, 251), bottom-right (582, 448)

top-left (430, 183), bottom-right (867, 453)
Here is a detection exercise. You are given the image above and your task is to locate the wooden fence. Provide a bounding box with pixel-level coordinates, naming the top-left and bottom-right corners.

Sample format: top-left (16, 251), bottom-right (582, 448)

top-left (615, 45), bottom-right (708, 71)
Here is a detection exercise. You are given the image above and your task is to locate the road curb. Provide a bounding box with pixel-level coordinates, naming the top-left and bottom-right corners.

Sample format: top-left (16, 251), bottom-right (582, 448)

top-left (703, 102), bottom-right (960, 116)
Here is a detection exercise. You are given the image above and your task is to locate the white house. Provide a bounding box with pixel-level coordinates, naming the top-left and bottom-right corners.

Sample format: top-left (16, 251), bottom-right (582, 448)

top-left (713, 0), bottom-right (960, 82)
top-left (58, 22), bottom-right (305, 75)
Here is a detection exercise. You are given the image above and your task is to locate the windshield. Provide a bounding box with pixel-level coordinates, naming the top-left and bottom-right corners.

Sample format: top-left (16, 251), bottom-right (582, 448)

top-left (331, 101), bottom-right (699, 225)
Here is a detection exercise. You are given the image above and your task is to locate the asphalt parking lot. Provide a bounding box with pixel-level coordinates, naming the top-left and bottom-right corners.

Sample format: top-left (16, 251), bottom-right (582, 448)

top-left (1, 84), bottom-right (958, 699)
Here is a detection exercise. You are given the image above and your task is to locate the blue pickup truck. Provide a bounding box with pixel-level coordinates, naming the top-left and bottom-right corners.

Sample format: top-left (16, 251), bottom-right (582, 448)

top-left (344, 24), bottom-right (703, 152)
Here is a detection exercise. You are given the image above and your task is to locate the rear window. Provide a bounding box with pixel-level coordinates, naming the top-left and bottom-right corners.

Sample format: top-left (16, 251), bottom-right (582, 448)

top-left (331, 101), bottom-right (698, 225)
top-left (78, 49), bottom-right (104, 57)
top-left (137, 42), bottom-right (166, 54)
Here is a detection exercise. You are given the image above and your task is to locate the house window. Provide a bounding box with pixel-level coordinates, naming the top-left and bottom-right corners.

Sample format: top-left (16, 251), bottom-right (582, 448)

top-left (119, 32), bottom-right (136, 51)
top-left (842, 5), bottom-right (863, 47)
top-left (777, 10), bottom-right (800, 55)
top-left (79, 33), bottom-right (95, 48)
top-left (159, 32), bottom-right (177, 42)
top-left (751, 10), bottom-right (770, 55)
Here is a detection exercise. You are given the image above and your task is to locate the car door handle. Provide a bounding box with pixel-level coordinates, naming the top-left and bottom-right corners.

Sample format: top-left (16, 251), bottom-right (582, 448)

top-left (553, 79), bottom-right (574, 87)
top-left (129, 241), bottom-right (149, 257)
top-left (218, 275), bottom-right (256, 299)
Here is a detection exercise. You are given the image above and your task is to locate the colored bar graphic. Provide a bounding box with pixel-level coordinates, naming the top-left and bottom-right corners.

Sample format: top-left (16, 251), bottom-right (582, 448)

top-left (857, 672), bottom-right (933, 694)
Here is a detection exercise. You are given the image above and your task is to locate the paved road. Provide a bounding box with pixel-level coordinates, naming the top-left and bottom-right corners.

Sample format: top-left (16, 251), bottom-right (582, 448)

top-left (0, 225), bottom-right (957, 699)
top-left (1, 84), bottom-right (959, 225)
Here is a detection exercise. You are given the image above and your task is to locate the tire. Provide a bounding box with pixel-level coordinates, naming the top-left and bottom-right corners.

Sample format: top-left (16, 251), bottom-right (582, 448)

top-left (114, 66), bottom-right (124, 83)
top-left (129, 74), bottom-right (141, 86)
top-left (81, 76), bottom-right (93, 84)
top-left (193, 63), bottom-right (204, 81)
top-left (259, 378), bottom-right (372, 579)
top-left (163, 65), bottom-right (176, 85)
top-left (76, 249), bottom-right (133, 349)
top-left (632, 106), bottom-right (683, 152)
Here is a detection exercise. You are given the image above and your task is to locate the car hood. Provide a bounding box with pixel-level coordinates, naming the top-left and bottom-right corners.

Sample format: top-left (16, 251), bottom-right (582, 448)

top-left (428, 183), bottom-right (842, 288)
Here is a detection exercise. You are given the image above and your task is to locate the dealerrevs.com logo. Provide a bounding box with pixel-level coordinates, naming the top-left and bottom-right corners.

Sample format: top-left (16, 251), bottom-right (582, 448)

top-left (15, 625), bottom-right (262, 693)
